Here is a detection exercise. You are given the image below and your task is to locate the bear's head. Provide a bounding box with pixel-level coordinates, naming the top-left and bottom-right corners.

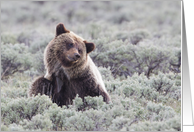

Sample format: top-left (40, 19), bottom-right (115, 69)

top-left (53, 23), bottom-right (95, 68)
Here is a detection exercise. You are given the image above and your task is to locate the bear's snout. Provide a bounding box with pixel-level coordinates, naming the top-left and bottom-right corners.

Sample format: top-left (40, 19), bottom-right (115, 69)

top-left (74, 53), bottom-right (80, 59)
top-left (67, 52), bottom-right (81, 62)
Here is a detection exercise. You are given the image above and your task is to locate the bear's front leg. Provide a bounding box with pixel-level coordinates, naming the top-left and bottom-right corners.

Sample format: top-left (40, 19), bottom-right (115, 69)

top-left (89, 85), bottom-right (112, 104)
top-left (29, 76), bottom-right (54, 98)
top-left (98, 88), bottom-right (112, 104)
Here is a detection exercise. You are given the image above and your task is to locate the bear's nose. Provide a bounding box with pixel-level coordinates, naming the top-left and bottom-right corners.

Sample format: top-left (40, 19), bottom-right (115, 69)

top-left (74, 53), bottom-right (80, 59)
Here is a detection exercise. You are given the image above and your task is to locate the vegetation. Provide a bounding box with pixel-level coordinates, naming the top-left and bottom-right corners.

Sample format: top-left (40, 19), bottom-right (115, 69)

top-left (1, 1), bottom-right (181, 131)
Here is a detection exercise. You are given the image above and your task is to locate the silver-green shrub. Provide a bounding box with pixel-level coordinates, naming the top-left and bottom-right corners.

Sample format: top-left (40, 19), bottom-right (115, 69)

top-left (1, 94), bottom-right (53, 125)
top-left (1, 43), bottom-right (33, 79)
top-left (1, 1), bottom-right (181, 131)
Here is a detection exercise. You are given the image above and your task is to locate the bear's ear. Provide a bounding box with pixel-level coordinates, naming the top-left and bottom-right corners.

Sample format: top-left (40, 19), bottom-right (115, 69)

top-left (84, 40), bottom-right (95, 54)
top-left (56, 23), bottom-right (70, 37)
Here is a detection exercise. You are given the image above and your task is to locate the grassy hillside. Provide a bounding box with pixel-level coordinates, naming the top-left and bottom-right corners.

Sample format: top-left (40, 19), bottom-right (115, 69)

top-left (1, 1), bottom-right (181, 131)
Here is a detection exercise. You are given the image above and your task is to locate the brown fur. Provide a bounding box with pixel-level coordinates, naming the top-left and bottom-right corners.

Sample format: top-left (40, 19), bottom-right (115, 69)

top-left (29, 76), bottom-right (54, 97)
top-left (56, 23), bottom-right (70, 37)
top-left (29, 23), bottom-right (111, 106)
top-left (44, 25), bottom-right (94, 81)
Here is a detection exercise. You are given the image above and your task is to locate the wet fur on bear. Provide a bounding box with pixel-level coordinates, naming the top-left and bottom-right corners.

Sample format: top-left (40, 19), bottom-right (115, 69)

top-left (29, 23), bottom-right (111, 106)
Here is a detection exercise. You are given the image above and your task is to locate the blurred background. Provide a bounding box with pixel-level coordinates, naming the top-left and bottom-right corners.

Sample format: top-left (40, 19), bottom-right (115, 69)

top-left (1, 1), bottom-right (181, 79)
top-left (1, 1), bottom-right (182, 131)
top-left (1, 1), bottom-right (181, 34)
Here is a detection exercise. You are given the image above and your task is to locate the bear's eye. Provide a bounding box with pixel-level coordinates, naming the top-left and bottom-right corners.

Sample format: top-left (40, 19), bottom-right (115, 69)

top-left (78, 49), bottom-right (82, 53)
top-left (68, 43), bottom-right (74, 47)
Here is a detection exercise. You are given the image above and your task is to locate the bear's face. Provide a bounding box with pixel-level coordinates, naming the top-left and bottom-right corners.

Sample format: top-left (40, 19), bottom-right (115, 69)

top-left (54, 23), bottom-right (95, 68)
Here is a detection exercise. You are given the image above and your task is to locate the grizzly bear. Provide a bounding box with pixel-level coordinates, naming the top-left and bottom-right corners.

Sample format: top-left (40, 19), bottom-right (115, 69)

top-left (29, 23), bottom-right (111, 106)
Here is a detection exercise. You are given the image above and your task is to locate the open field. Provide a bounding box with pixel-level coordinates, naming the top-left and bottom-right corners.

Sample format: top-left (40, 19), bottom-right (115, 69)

top-left (1, 1), bottom-right (181, 131)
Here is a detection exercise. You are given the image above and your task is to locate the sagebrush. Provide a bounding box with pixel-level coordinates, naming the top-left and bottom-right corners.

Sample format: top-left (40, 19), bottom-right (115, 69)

top-left (1, 1), bottom-right (181, 131)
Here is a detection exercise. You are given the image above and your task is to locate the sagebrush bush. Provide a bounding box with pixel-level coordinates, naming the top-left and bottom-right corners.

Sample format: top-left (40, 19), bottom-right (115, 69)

top-left (1, 73), bottom-right (181, 131)
top-left (19, 114), bottom-right (52, 131)
top-left (1, 43), bottom-right (33, 79)
top-left (1, 32), bottom-right (19, 44)
top-left (1, 94), bottom-right (53, 125)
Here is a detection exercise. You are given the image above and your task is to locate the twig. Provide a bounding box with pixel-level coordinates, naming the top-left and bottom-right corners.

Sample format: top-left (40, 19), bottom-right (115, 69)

top-left (129, 118), bottom-right (138, 126)
top-left (1, 66), bottom-right (10, 80)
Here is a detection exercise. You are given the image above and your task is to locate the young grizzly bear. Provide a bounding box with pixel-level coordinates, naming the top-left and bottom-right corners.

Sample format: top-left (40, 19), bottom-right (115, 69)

top-left (29, 23), bottom-right (111, 106)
